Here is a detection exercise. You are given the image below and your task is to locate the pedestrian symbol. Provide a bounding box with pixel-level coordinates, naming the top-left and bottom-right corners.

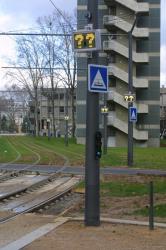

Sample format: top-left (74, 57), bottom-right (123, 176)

top-left (91, 70), bottom-right (105, 88)
top-left (129, 107), bottom-right (137, 122)
top-left (88, 64), bottom-right (108, 93)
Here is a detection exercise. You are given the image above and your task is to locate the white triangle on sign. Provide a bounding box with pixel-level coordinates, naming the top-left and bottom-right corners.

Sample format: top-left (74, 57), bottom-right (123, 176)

top-left (92, 70), bottom-right (105, 88)
top-left (131, 110), bottom-right (136, 119)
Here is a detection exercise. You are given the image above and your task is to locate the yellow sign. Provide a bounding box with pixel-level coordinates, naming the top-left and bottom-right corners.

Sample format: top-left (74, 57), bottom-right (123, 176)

top-left (74, 34), bottom-right (84, 49)
top-left (124, 94), bottom-right (135, 102)
top-left (73, 30), bottom-right (101, 52)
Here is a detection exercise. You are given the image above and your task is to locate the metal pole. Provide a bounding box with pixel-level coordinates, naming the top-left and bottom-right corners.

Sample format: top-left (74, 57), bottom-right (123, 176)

top-left (127, 17), bottom-right (137, 167)
top-left (103, 94), bottom-right (107, 155)
top-left (65, 89), bottom-right (68, 147)
top-left (149, 181), bottom-right (154, 230)
top-left (85, 0), bottom-right (100, 226)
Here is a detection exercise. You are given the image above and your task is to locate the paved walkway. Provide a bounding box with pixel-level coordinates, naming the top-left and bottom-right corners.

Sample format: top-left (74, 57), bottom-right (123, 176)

top-left (1, 217), bottom-right (166, 250)
top-left (1, 164), bottom-right (166, 176)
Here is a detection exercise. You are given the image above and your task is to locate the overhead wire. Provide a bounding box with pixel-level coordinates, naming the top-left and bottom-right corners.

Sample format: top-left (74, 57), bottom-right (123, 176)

top-left (0, 11), bottom-right (139, 37)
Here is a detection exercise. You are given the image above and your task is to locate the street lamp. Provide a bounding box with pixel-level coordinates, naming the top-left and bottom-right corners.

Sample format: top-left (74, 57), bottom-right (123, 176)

top-left (64, 115), bottom-right (69, 146)
top-left (101, 105), bottom-right (109, 154)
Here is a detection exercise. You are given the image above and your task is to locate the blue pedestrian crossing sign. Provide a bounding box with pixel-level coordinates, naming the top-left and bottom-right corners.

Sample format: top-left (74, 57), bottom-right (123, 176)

top-left (129, 107), bottom-right (137, 122)
top-left (88, 64), bottom-right (108, 93)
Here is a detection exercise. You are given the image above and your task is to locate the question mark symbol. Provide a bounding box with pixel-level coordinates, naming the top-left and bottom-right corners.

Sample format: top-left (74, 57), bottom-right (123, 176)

top-left (86, 33), bottom-right (95, 48)
top-left (75, 34), bottom-right (84, 48)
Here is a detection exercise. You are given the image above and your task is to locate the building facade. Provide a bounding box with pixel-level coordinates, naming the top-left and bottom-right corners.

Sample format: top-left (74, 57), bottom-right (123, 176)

top-left (28, 88), bottom-right (76, 137)
top-left (76, 0), bottom-right (160, 147)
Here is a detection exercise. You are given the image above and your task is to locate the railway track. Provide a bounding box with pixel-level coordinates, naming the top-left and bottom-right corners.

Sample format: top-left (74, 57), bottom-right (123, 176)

top-left (0, 137), bottom-right (49, 182)
top-left (0, 137), bottom-right (40, 178)
top-left (0, 175), bottom-right (81, 224)
top-left (13, 136), bottom-right (84, 166)
top-left (0, 135), bottom-right (74, 183)
top-left (0, 138), bottom-right (82, 224)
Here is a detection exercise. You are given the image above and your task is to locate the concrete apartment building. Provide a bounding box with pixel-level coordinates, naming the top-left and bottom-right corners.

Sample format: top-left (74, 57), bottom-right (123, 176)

top-left (76, 0), bottom-right (160, 147)
top-left (28, 88), bottom-right (76, 136)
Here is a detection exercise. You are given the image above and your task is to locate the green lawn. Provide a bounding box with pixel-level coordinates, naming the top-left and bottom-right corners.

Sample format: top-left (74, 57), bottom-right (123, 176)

top-left (0, 136), bottom-right (166, 170)
top-left (1, 135), bottom-right (165, 218)
top-left (134, 204), bottom-right (166, 218)
top-left (77, 179), bottom-right (166, 197)
top-left (0, 137), bottom-right (18, 162)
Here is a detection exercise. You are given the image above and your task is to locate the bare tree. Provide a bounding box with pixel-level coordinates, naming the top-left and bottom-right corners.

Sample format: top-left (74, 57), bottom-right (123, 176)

top-left (37, 16), bottom-right (61, 137)
top-left (5, 7), bottom-right (77, 137)
top-left (6, 36), bottom-right (46, 136)
top-left (38, 9), bottom-right (77, 137)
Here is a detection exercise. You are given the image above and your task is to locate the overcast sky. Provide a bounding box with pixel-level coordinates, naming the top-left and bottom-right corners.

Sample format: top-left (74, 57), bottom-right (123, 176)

top-left (0, 0), bottom-right (165, 89)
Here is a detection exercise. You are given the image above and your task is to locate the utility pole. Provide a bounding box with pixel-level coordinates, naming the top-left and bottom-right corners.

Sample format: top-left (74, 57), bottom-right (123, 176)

top-left (85, 0), bottom-right (100, 226)
top-left (128, 16), bottom-right (137, 167)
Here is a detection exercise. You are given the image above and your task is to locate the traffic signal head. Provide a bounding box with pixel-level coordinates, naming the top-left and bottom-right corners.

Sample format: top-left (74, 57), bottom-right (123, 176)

top-left (95, 131), bottom-right (102, 159)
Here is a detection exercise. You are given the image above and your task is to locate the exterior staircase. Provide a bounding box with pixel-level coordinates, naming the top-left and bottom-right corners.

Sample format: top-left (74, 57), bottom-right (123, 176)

top-left (108, 64), bottom-right (148, 88)
top-left (103, 15), bottom-right (149, 38)
top-left (104, 0), bottom-right (149, 13)
top-left (107, 112), bottom-right (148, 140)
top-left (108, 90), bottom-right (148, 113)
top-left (103, 40), bottom-right (149, 63)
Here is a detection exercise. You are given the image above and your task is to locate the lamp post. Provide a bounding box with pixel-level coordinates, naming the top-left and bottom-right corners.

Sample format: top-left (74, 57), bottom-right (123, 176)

top-left (64, 115), bottom-right (69, 146)
top-left (101, 105), bottom-right (108, 154)
top-left (128, 15), bottom-right (137, 167)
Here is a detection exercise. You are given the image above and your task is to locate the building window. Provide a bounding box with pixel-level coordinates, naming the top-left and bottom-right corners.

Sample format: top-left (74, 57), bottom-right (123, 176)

top-left (110, 31), bottom-right (117, 40)
top-left (41, 120), bottom-right (44, 129)
top-left (60, 93), bottom-right (64, 100)
top-left (109, 6), bottom-right (116, 15)
top-left (107, 126), bottom-right (116, 136)
top-left (107, 54), bottom-right (116, 64)
top-left (108, 101), bottom-right (115, 111)
top-left (59, 106), bottom-right (64, 113)
top-left (54, 93), bottom-right (58, 99)
top-left (48, 106), bottom-right (52, 113)
top-left (109, 77), bottom-right (116, 87)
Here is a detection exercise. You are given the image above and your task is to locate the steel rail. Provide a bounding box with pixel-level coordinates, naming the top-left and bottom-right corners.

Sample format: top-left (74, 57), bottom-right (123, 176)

top-left (0, 172), bottom-right (63, 201)
top-left (0, 177), bottom-right (79, 224)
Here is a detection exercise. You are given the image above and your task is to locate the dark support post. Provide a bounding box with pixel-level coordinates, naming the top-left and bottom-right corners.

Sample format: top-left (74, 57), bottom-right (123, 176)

top-left (65, 88), bottom-right (69, 147)
top-left (149, 181), bottom-right (154, 230)
top-left (127, 16), bottom-right (137, 167)
top-left (85, 0), bottom-right (100, 226)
